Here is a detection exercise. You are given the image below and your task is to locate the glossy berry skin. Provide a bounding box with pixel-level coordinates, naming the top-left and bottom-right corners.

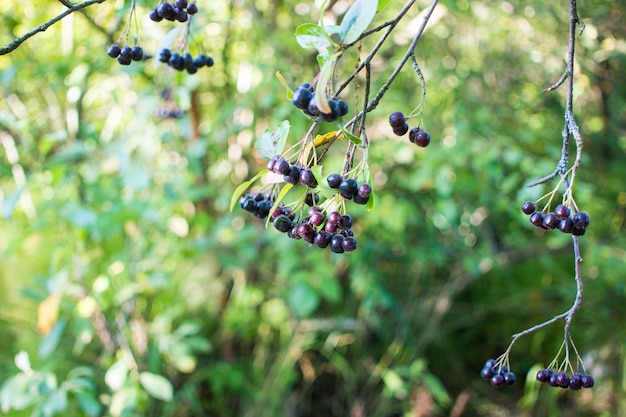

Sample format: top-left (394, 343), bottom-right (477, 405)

top-left (569, 373), bottom-right (583, 390)
top-left (342, 236), bottom-right (357, 252)
top-left (521, 201), bottom-right (536, 215)
top-left (339, 214), bottom-right (353, 230)
top-left (484, 359), bottom-right (497, 368)
top-left (337, 100), bottom-right (349, 117)
top-left (573, 212), bottom-right (590, 229)
top-left (158, 2), bottom-right (175, 19)
top-left (327, 211), bottom-right (341, 225)
top-left (107, 44), bottom-right (121, 58)
top-left (274, 215), bottom-right (292, 233)
top-left (339, 178), bottom-right (358, 199)
top-left (131, 46), bottom-right (143, 61)
top-left (299, 169), bottom-right (318, 188)
top-left (330, 235), bottom-right (345, 253)
top-left (175, 8), bottom-right (189, 22)
top-left (307, 98), bottom-right (321, 116)
top-left (490, 374), bottom-right (505, 387)
top-left (543, 213), bottom-right (559, 229)
top-left (292, 86), bottom-right (313, 110)
top-left (175, 0), bottom-right (188, 8)
top-left (326, 173), bottom-right (342, 189)
top-left (118, 56), bottom-right (132, 66)
top-left (572, 227), bottom-right (586, 236)
top-left (393, 123), bottom-right (409, 136)
top-left (389, 111), bottom-right (406, 129)
top-left (559, 218), bottom-right (574, 233)
top-left (314, 231), bottom-right (331, 248)
top-left (581, 375), bottom-right (594, 388)
top-left (503, 372), bottom-right (516, 385)
top-left (410, 128), bottom-right (431, 147)
top-left (481, 367), bottom-right (496, 380)
top-left (284, 165), bottom-right (301, 185)
top-left (555, 372), bottom-right (570, 388)
top-left (149, 8), bottom-right (163, 21)
top-left (159, 48), bottom-right (172, 63)
top-left (320, 100), bottom-right (340, 122)
top-left (554, 204), bottom-right (570, 220)
top-left (536, 369), bottom-right (550, 382)
top-left (187, 3), bottom-right (198, 14)
top-left (309, 211), bottom-right (325, 227)
top-left (529, 212), bottom-right (544, 227)
top-left (274, 159), bottom-right (291, 176)
top-left (120, 46), bottom-right (133, 60)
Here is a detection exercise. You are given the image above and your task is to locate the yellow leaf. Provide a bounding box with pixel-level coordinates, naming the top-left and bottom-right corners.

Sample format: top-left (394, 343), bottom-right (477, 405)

top-left (38, 292), bottom-right (62, 335)
top-left (313, 130), bottom-right (342, 147)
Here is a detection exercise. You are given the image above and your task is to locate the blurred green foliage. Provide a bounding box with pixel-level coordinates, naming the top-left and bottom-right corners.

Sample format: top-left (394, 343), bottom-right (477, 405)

top-left (0, 0), bottom-right (625, 416)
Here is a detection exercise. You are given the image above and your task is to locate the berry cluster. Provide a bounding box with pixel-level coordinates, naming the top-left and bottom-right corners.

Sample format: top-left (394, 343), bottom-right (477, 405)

top-left (107, 44), bottom-right (144, 66)
top-left (521, 202), bottom-right (589, 236)
top-left (158, 49), bottom-right (214, 74)
top-left (536, 369), bottom-right (594, 390)
top-left (291, 83), bottom-right (349, 122)
top-left (480, 359), bottom-right (517, 387)
top-left (238, 192), bottom-right (358, 253)
top-left (149, 0), bottom-right (198, 23)
top-left (388, 112), bottom-right (431, 147)
top-left (326, 173), bottom-right (371, 205)
top-left (266, 156), bottom-right (319, 188)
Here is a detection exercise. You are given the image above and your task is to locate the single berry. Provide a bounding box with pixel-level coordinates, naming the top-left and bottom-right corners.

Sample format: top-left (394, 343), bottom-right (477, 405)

top-left (354, 194), bottom-right (369, 205)
top-left (187, 2), bottom-right (198, 14)
top-left (573, 212), bottom-right (590, 229)
top-left (131, 46), bottom-right (144, 61)
top-left (299, 169), bottom-right (318, 188)
top-left (120, 46), bottom-right (133, 60)
top-left (324, 221), bottom-right (338, 234)
top-left (320, 100), bottom-right (340, 122)
top-left (521, 201), bottom-right (536, 215)
top-left (107, 44), bottom-right (121, 58)
top-left (339, 178), bottom-right (358, 199)
top-left (569, 373), bottom-right (583, 390)
top-left (393, 123), bottom-right (409, 136)
top-left (388, 111), bottom-right (406, 129)
top-left (558, 217), bottom-right (574, 233)
top-left (342, 236), bottom-right (357, 252)
top-left (314, 231), bottom-right (332, 248)
top-left (484, 359), bottom-right (497, 368)
top-left (554, 204), bottom-right (571, 220)
top-left (481, 367), bottom-right (496, 380)
top-left (327, 211), bottom-right (341, 225)
top-left (240, 195), bottom-right (256, 212)
top-left (158, 2), bottom-right (175, 19)
top-left (284, 165), bottom-right (301, 185)
top-left (274, 215), bottom-right (292, 233)
top-left (297, 223), bottom-right (314, 239)
top-left (326, 173), bottom-right (342, 189)
top-left (159, 48), bottom-right (172, 63)
top-left (175, 0), bottom-right (188, 8)
top-left (267, 155), bottom-right (279, 172)
top-left (581, 375), bottom-right (594, 388)
top-left (149, 7), bottom-right (164, 21)
top-left (330, 234), bottom-right (345, 253)
top-left (548, 373), bottom-right (559, 387)
top-left (309, 211), bottom-right (325, 227)
top-left (503, 372), bottom-right (516, 385)
top-left (555, 372), bottom-right (570, 388)
top-left (292, 84), bottom-right (313, 110)
top-left (536, 369), bottom-right (549, 383)
top-left (305, 192), bottom-right (319, 207)
top-left (529, 212), bottom-right (544, 227)
top-left (339, 214), bottom-right (353, 230)
top-left (117, 56), bottom-right (132, 66)
top-left (410, 127), bottom-right (431, 147)
top-left (307, 98), bottom-right (321, 116)
top-left (274, 158), bottom-right (291, 176)
top-left (543, 213), bottom-right (559, 229)
top-left (358, 183), bottom-right (372, 199)
top-left (572, 227), bottom-right (586, 236)
top-left (183, 53), bottom-right (194, 70)
top-left (337, 100), bottom-right (349, 117)
top-left (175, 7), bottom-right (189, 22)
top-left (490, 374), bottom-right (505, 387)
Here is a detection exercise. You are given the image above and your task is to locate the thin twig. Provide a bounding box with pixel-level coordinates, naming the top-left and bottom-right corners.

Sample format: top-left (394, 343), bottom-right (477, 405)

top-left (0, 0), bottom-right (106, 56)
top-left (542, 69), bottom-right (568, 93)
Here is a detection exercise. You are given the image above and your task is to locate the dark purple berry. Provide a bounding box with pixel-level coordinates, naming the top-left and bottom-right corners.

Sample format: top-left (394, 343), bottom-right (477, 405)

top-left (183, 53), bottom-right (194, 70)
top-left (327, 211), bottom-right (341, 225)
top-left (240, 195), bottom-right (256, 212)
top-left (305, 192), bottom-right (319, 207)
top-left (175, 7), bottom-right (188, 22)
top-left (307, 98), bottom-right (321, 116)
top-left (292, 85), bottom-right (313, 110)
top-left (159, 48), bottom-right (172, 63)
top-left (548, 373), bottom-right (559, 387)
top-left (581, 375), bottom-right (594, 388)
top-left (326, 173), bottom-right (342, 189)
top-left (339, 178), bottom-right (358, 199)
top-left (339, 214), bottom-right (353, 230)
top-left (120, 46), bottom-right (133, 60)
top-left (320, 99), bottom-right (340, 122)
top-left (521, 201), bottom-right (536, 215)
top-left (481, 367), bottom-right (496, 380)
top-left (536, 369), bottom-right (549, 383)
top-left (569, 373), bottom-right (583, 390)
top-left (107, 44), bottom-right (121, 58)
top-left (555, 372), bottom-right (570, 388)
top-left (299, 169), bottom-right (318, 188)
top-left (158, 2), bottom-right (175, 19)
top-left (503, 372), bottom-right (516, 385)
top-left (558, 217), bottom-right (574, 233)
top-left (267, 155), bottom-right (279, 172)
top-left (337, 100), bottom-right (349, 117)
top-left (393, 123), bottom-right (409, 136)
top-left (330, 234), bottom-right (345, 253)
top-left (297, 223), bottom-right (313, 239)
top-left (175, 0), bottom-right (188, 8)
top-left (324, 221), bottom-right (337, 234)
top-left (274, 215), bottom-right (292, 233)
top-left (388, 111), bottom-right (406, 129)
top-left (283, 165), bottom-right (301, 185)
top-left (491, 374), bottom-right (505, 387)
top-left (274, 159), bottom-right (291, 176)
top-left (309, 211), bottom-right (325, 227)
top-left (543, 213), bottom-right (559, 229)
top-left (484, 359), bottom-right (497, 368)
top-left (187, 2), bottom-right (198, 14)
top-left (149, 7), bottom-right (164, 21)
top-left (117, 55), bottom-right (132, 65)
top-left (131, 46), bottom-right (143, 61)
top-left (410, 128), bottom-right (431, 147)
top-left (573, 212), bottom-right (590, 229)
top-left (314, 231), bottom-right (331, 248)
top-left (354, 194), bottom-right (369, 205)
top-left (342, 236), bottom-right (357, 252)
top-left (358, 183), bottom-right (372, 199)
top-left (529, 212), bottom-right (544, 227)
top-left (554, 204), bottom-right (571, 220)
top-left (572, 227), bottom-right (586, 236)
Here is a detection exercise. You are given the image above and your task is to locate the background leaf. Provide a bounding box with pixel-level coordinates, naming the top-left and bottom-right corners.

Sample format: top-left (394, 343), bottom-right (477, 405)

top-left (339, 0), bottom-right (379, 44)
top-left (139, 372), bottom-right (173, 402)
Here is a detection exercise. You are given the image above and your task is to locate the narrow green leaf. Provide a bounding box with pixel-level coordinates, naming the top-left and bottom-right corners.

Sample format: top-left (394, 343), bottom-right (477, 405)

top-left (275, 71), bottom-right (293, 99)
top-left (339, 126), bottom-right (363, 145)
top-left (339, 0), bottom-right (379, 45)
top-left (254, 120), bottom-right (290, 160)
top-left (229, 169), bottom-right (268, 212)
top-left (295, 23), bottom-right (332, 50)
top-left (2, 188), bottom-right (23, 219)
top-left (315, 61), bottom-right (334, 115)
top-left (318, 0), bottom-right (330, 26)
top-left (139, 372), bottom-right (173, 402)
top-left (38, 320), bottom-right (66, 360)
top-left (265, 183), bottom-right (293, 228)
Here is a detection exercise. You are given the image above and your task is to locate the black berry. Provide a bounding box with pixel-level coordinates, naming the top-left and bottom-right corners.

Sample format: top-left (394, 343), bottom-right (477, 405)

top-left (330, 234), bottom-right (345, 253)
top-left (274, 215), bottom-right (292, 233)
top-left (107, 44), bottom-right (121, 58)
top-left (149, 7), bottom-right (164, 21)
top-left (554, 204), bottom-right (570, 220)
top-left (131, 46), bottom-right (144, 61)
top-left (187, 3), bottom-right (198, 14)
top-left (314, 231), bottom-right (331, 248)
top-left (393, 123), bottom-right (409, 136)
top-left (542, 213), bottom-right (559, 229)
top-left (521, 201), bottom-right (536, 215)
top-left (529, 212), bottom-right (544, 227)
top-left (337, 100), bottom-right (349, 117)
top-left (274, 159), bottom-right (291, 176)
top-left (558, 218), bottom-right (574, 233)
top-left (490, 374), bottom-right (505, 387)
top-left (299, 169), bottom-right (318, 188)
top-left (342, 236), bottom-right (357, 252)
top-left (389, 111), bottom-right (406, 129)
top-left (581, 375), bottom-right (594, 388)
top-left (410, 127), bottom-right (431, 147)
top-left (503, 372), bottom-right (516, 385)
top-left (326, 173), bottom-right (342, 189)
top-left (158, 2), bottom-right (175, 20)
top-left (573, 212), bottom-right (590, 229)
top-left (339, 178), bottom-right (358, 199)
top-left (292, 85), bottom-right (313, 110)
top-left (283, 165), bottom-right (301, 185)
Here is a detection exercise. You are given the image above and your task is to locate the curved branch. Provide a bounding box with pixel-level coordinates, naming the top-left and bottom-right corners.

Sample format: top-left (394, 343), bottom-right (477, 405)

top-left (0, 0), bottom-right (106, 56)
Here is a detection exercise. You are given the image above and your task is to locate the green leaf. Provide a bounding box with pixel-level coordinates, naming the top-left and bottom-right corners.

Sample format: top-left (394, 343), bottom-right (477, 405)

top-left (41, 388), bottom-right (68, 416)
top-left (73, 391), bottom-right (101, 417)
top-left (377, 0), bottom-right (392, 11)
top-left (288, 282), bottom-right (320, 317)
top-left (2, 188), bottom-right (23, 219)
top-left (275, 71), bottom-right (293, 99)
top-left (229, 169), bottom-right (268, 212)
top-left (139, 372), bottom-right (173, 402)
top-left (339, 0), bottom-right (379, 44)
top-left (339, 126), bottom-right (363, 145)
top-left (265, 183), bottom-right (293, 227)
top-left (104, 359), bottom-right (128, 392)
top-left (295, 23), bottom-right (333, 50)
top-left (254, 120), bottom-right (290, 160)
top-left (38, 319), bottom-right (66, 360)
top-left (315, 60), bottom-right (334, 115)
top-left (421, 373), bottom-right (452, 407)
